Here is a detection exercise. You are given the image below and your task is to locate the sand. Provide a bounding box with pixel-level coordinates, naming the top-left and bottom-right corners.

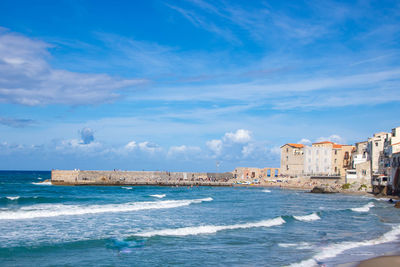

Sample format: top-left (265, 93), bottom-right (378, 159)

top-left (357, 256), bottom-right (400, 267)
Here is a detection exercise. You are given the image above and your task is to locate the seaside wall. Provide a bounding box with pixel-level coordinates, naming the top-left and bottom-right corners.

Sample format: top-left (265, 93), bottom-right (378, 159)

top-left (51, 170), bottom-right (234, 186)
top-left (51, 170), bottom-right (79, 184)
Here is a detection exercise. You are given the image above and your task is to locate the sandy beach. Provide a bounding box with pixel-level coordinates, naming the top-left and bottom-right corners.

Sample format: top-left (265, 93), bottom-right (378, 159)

top-left (357, 256), bottom-right (400, 267)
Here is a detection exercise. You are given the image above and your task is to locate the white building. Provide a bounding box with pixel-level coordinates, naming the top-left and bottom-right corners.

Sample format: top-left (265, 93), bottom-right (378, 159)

top-left (304, 146), bottom-right (332, 175)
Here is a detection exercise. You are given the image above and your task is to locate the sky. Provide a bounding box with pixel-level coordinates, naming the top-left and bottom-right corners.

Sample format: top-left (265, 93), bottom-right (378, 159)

top-left (0, 0), bottom-right (399, 171)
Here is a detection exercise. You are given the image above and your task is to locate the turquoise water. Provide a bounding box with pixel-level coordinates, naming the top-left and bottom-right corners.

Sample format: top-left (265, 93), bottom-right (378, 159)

top-left (1, 171), bottom-right (400, 266)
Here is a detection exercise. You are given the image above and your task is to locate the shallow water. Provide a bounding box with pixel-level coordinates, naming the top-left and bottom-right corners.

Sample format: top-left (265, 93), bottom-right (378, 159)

top-left (1, 171), bottom-right (400, 266)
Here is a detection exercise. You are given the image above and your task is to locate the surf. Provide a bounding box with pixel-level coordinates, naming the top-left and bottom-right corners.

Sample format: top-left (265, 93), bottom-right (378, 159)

top-left (0, 197), bottom-right (213, 220)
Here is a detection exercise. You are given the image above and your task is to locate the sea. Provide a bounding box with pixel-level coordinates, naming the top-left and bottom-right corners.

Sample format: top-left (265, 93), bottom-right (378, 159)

top-left (1, 171), bottom-right (400, 267)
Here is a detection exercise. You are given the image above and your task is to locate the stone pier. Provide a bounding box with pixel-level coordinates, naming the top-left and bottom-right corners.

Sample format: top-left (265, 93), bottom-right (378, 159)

top-left (51, 170), bottom-right (234, 186)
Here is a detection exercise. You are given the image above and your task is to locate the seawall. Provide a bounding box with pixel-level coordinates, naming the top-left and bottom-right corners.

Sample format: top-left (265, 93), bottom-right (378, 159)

top-left (51, 170), bottom-right (233, 186)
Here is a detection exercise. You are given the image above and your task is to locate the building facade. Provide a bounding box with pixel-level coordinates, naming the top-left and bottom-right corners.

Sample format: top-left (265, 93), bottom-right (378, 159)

top-left (280, 143), bottom-right (305, 177)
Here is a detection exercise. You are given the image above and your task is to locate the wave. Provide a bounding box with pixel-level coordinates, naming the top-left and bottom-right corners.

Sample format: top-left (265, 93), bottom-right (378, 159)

top-left (293, 213), bottom-right (321, 222)
top-left (122, 187), bottom-right (132, 190)
top-left (31, 181), bottom-right (52, 185)
top-left (262, 189), bottom-right (271, 193)
top-left (289, 224), bottom-right (400, 267)
top-left (6, 196), bottom-right (20, 201)
top-left (150, 194), bottom-right (166, 198)
top-left (134, 217), bottom-right (286, 237)
top-left (351, 202), bottom-right (374, 212)
top-left (279, 242), bottom-right (313, 250)
top-left (0, 197), bottom-right (213, 220)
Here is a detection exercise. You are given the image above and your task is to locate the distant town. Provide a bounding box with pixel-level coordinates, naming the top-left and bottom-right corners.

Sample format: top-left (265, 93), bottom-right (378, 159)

top-left (51, 126), bottom-right (400, 196)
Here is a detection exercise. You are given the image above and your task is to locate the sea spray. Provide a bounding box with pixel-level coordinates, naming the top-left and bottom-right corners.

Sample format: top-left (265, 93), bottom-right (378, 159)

top-left (293, 213), bottom-right (321, 222)
top-left (150, 194), bottom-right (166, 198)
top-left (0, 197), bottom-right (213, 220)
top-left (6, 196), bottom-right (20, 201)
top-left (288, 224), bottom-right (400, 267)
top-left (351, 202), bottom-right (374, 212)
top-left (31, 181), bottom-right (52, 185)
top-left (134, 217), bottom-right (286, 237)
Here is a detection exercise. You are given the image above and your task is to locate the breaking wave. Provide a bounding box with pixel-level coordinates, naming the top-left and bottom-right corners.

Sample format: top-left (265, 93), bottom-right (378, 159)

top-left (351, 202), bottom-right (374, 212)
top-left (150, 194), bottom-right (166, 198)
top-left (0, 197), bottom-right (213, 220)
top-left (134, 217), bottom-right (286, 237)
top-left (262, 189), bottom-right (271, 193)
top-left (122, 187), bottom-right (132, 190)
top-left (6, 196), bottom-right (20, 201)
top-left (31, 181), bottom-right (52, 185)
top-left (289, 224), bottom-right (400, 267)
top-left (293, 213), bottom-right (321, 222)
top-left (279, 242), bottom-right (313, 250)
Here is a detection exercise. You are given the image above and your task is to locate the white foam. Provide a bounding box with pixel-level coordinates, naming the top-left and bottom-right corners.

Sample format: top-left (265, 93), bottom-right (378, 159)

top-left (135, 217), bottom-right (286, 237)
top-left (279, 242), bottom-right (313, 250)
top-left (122, 187), bottom-right (132, 190)
top-left (289, 224), bottom-right (400, 267)
top-left (293, 213), bottom-right (321, 222)
top-left (150, 194), bottom-right (166, 198)
top-left (6, 196), bottom-right (20, 201)
top-left (0, 197), bottom-right (213, 220)
top-left (31, 181), bottom-right (52, 185)
top-left (262, 189), bottom-right (271, 193)
top-left (351, 202), bottom-right (374, 212)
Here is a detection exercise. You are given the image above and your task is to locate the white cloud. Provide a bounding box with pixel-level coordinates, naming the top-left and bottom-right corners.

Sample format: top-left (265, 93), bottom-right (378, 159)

top-left (125, 141), bottom-right (137, 150)
top-left (223, 129), bottom-right (252, 143)
top-left (138, 141), bottom-right (161, 153)
top-left (167, 145), bottom-right (202, 159)
top-left (0, 29), bottom-right (146, 106)
top-left (298, 138), bottom-right (312, 145)
top-left (206, 139), bottom-right (223, 156)
top-left (316, 134), bottom-right (344, 143)
top-left (241, 143), bottom-right (254, 158)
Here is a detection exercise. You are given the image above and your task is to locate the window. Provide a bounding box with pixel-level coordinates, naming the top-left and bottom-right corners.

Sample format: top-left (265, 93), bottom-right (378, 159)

top-left (286, 148), bottom-right (289, 152)
top-left (335, 150), bottom-right (337, 155)
top-left (375, 142), bottom-right (378, 147)
top-left (286, 165), bottom-right (289, 170)
top-left (334, 159), bottom-right (337, 163)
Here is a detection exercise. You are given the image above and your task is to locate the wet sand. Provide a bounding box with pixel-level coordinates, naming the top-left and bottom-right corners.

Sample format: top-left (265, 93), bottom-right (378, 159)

top-left (357, 255), bottom-right (400, 267)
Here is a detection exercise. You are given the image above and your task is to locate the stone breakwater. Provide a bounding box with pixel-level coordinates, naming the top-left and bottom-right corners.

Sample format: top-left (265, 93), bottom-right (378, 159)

top-left (51, 170), bottom-right (233, 186)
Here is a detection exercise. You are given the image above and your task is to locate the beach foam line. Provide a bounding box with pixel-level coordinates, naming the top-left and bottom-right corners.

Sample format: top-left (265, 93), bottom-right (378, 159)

top-left (134, 217), bottom-right (286, 237)
top-left (293, 213), bottom-right (321, 222)
top-left (351, 202), bottom-right (374, 212)
top-left (150, 194), bottom-right (166, 198)
top-left (0, 197), bottom-right (213, 220)
top-left (288, 224), bottom-right (400, 267)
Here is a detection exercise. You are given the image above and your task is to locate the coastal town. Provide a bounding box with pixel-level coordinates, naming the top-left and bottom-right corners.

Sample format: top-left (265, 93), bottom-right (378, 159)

top-left (235, 125), bottom-right (400, 195)
top-left (51, 126), bottom-right (400, 197)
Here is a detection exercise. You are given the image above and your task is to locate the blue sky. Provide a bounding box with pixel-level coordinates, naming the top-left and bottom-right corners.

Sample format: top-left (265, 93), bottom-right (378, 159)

top-left (0, 0), bottom-right (399, 171)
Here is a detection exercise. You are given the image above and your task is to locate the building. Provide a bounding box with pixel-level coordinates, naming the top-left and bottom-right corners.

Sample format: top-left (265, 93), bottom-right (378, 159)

top-left (280, 143), bottom-right (305, 177)
top-left (304, 144), bottom-right (332, 175)
top-left (387, 126), bottom-right (400, 194)
top-left (346, 141), bottom-right (371, 184)
top-left (367, 132), bottom-right (391, 176)
top-left (304, 141), bottom-right (354, 179)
